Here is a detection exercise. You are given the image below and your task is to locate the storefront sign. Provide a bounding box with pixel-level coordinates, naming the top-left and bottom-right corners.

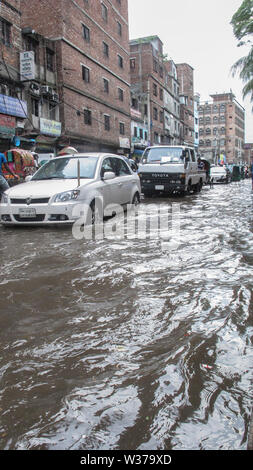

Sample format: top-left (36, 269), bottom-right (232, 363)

top-left (20, 51), bottom-right (35, 81)
top-left (119, 137), bottom-right (130, 149)
top-left (40, 118), bottom-right (62, 137)
top-left (0, 94), bottom-right (27, 118)
top-left (130, 108), bottom-right (142, 119)
top-left (0, 113), bottom-right (16, 136)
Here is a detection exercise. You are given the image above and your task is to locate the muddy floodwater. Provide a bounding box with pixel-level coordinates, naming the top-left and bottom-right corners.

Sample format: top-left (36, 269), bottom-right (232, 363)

top-left (0, 180), bottom-right (253, 451)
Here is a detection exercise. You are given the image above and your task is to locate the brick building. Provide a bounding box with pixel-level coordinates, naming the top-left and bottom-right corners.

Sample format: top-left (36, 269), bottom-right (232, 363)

top-left (198, 92), bottom-right (245, 164)
top-left (21, 0), bottom-right (131, 155)
top-left (130, 36), bottom-right (166, 148)
top-left (129, 36), bottom-right (183, 149)
top-left (243, 143), bottom-right (253, 165)
top-left (0, 0), bottom-right (61, 156)
top-left (0, 0), bottom-right (25, 151)
top-left (129, 36), bottom-right (195, 151)
top-left (176, 63), bottom-right (195, 146)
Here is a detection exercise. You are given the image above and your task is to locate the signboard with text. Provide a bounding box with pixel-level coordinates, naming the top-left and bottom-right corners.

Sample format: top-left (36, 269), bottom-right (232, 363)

top-left (40, 118), bottom-right (62, 137)
top-left (0, 94), bottom-right (27, 118)
top-left (20, 51), bottom-right (35, 81)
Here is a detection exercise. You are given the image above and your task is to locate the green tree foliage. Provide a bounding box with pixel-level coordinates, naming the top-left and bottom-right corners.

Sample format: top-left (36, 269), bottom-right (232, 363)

top-left (231, 0), bottom-right (253, 102)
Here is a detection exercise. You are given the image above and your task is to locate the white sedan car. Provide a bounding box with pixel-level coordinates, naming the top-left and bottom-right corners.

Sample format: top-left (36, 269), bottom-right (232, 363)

top-left (210, 165), bottom-right (231, 184)
top-left (0, 153), bottom-right (141, 226)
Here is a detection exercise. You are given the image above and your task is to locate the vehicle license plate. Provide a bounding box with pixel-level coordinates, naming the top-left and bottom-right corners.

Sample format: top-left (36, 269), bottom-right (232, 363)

top-left (19, 208), bottom-right (36, 218)
top-left (155, 185), bottom-right (164, 190)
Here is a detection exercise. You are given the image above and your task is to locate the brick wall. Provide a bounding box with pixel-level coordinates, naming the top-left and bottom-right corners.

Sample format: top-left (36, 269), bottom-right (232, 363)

top-left (21, 0), bottom-right (131, 151)
top-left (0, 0), bottom-right (22, 79)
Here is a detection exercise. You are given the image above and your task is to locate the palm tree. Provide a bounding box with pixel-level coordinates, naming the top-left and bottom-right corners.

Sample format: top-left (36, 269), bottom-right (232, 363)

top-left (231, 0), bottom-right (253, 102)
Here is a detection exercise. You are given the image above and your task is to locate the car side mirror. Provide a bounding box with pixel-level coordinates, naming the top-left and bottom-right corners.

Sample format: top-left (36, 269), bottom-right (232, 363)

top-left (25, 175), bottom-right (33, 182)
top-left (102, 171), bottom-right (116, 181)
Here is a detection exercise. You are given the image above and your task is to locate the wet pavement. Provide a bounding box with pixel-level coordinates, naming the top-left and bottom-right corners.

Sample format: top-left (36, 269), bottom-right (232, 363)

top-left (0, 179), bottom-right (252, 450)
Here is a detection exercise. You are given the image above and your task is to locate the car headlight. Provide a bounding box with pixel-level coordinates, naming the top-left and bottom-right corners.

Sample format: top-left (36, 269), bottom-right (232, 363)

top-left (1, 192), bottom-right (8, 204)
top-left (53, 190), bottom-right (80, 203)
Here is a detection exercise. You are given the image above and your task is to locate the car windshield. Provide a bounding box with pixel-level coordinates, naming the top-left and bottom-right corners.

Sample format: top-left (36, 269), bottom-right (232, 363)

top-left (32, 157), bottom-right (98, 180)
top-left (142, 147), bottom-right (184, 163)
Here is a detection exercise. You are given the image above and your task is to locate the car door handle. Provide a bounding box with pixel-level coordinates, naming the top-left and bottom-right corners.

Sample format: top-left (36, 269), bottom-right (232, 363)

top-left (118, 182), bottom-right (123, 186)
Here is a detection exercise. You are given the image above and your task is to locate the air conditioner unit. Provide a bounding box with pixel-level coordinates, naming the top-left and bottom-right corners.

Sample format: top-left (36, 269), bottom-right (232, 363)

top-left (51, 92), bottom-right (59, 102)
top-left (30, 83), bottom-right (40, 95)
top-left (41, 86), bottom-right (53, 96)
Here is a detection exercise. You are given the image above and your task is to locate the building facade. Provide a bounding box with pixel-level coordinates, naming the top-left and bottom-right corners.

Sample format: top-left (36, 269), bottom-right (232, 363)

top-left (130, 36), bottom-right (166, 149)
top-left (198, 92), bottom-right (245, 164)
top-left (0, 0), bottom-right (26, 151)
top-left (21, 0), bottom-right (131, 156)
top-left (176, 63), bottom-right (195, 147)
top-left (129, 36), bottom-right (190, 153)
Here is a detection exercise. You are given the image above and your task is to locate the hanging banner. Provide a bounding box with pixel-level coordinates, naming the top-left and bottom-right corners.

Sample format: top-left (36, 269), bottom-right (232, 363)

top-left (0, 94), bottom-right (27, 118)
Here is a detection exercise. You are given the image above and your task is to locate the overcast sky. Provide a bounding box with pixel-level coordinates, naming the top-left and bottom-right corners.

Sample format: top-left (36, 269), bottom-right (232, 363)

top-left (128, 0), bottom-right (253, 141)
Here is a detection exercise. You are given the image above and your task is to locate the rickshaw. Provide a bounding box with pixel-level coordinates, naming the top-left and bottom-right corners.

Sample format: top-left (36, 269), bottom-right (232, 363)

top-left (231, 165), bottom-right (241, 182)
top-left (2, 148), bottom-right (37, 186)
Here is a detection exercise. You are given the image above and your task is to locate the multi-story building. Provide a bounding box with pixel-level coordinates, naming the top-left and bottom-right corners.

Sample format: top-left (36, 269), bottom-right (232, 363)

top-left (176, 63), bottom-right (195, 146)
top-left (0, 0), bottom-right (26, 151)
top-left (21, 0), bottom-right (131, 156)
top-left (163, 60), bottom-right (181, 145)
top-left (198, 92), bottom-right (245, 164)
top-left (194, 93), bottom-right (200, 150)
top-left (130, 36), bottom-right (166, 148)
top-left (243, 143), bottom-right (253, 165)
top-left (129, 36), bottom-right (187, 152)
top-left (0, 0), bottom-right (61, 156)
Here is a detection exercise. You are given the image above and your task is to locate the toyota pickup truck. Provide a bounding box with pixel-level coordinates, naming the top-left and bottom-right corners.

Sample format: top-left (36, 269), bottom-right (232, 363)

top-left (138, 145), bottom-right (207, 196)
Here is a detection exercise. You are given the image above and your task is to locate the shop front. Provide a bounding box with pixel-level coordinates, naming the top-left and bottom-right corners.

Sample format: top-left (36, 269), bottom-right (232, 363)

top-left (0, 94), bottom-right (27, 152)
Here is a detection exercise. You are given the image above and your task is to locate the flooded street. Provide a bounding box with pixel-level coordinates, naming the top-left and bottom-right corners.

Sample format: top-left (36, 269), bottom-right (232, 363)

top-left (0, 179), bottom-right (253, 451)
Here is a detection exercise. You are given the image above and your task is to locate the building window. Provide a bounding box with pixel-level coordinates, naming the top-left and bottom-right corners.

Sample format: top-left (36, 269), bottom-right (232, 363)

top-left (103, 78), bottom-right (109, 93)
top-left (153, 107), bottom-right (158, 120)
top-left (117, 21), bottom-right (122, 36)
top-left (118, 88), bottom-right (124, 101)
top-left (159, 88), bottom-right (163, 100)
top-left (102, 3), bottom-right (108, 22)
top-left (104, 115), bottom-right (110, 131)
top-left (31, 98), bottom-right (39, 117)
top-left (82, 24), bottom-right (90, 42)
top-left (160, 111), bottom-right (163, 123)
top-left (153, 60), bottom-right (158, 72)
top-left (119, 122), bottom-right (125, 135)
top-left (103, 41), bottom-right (109, 57)
top-left (49, 103), bottom-right (56, 120)
top-left (118, 54), bottom-right (123, 68)
top-left (25, 37), bottom-right (39, 63)
top-left (46, 49), bottom-right (54, 72)
top-left (84, 109), bottom-right (92, 125)
top-left (153, 83), bottom-right (157, 96)
top-left (0, 17), bottom-right (11, 46)
top-left (82, 65), bottom-right (90, 82)
top-left (130, 58), bottom-right (135, 70)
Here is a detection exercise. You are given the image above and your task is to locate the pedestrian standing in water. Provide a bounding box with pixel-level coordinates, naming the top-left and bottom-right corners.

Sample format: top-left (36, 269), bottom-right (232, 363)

top-left (0, 152), bottom-right (19, 196)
